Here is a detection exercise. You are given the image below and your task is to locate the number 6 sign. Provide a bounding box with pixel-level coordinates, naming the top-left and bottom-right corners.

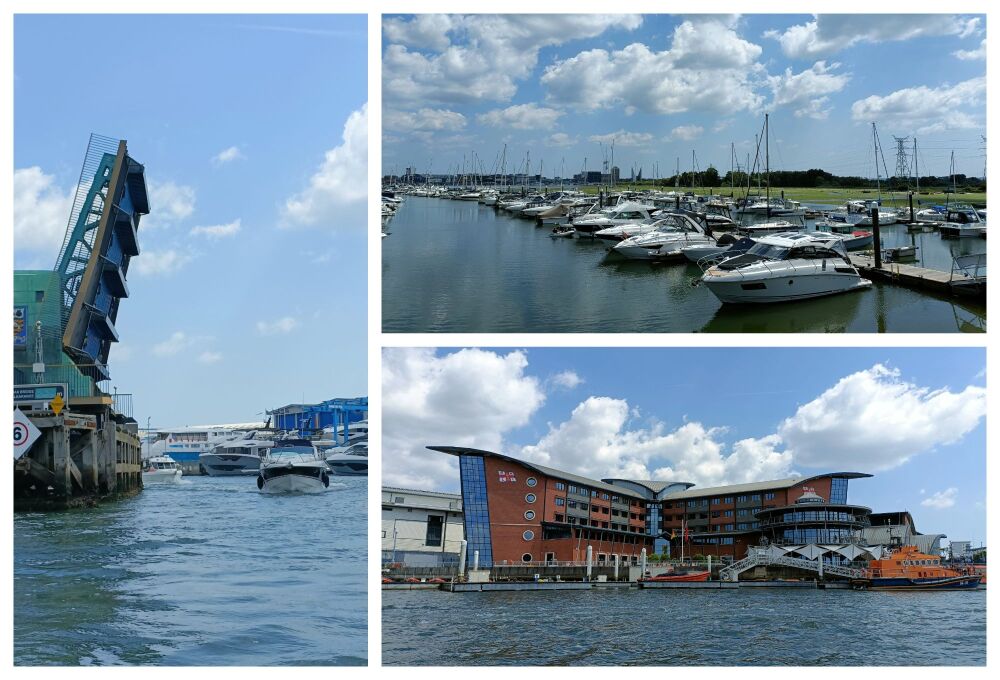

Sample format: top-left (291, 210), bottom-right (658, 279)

top-left (13, 408), bottom-right (42, 459)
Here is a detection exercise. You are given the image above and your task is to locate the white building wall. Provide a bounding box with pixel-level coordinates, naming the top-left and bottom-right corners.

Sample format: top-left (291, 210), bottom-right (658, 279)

top-left (382, 488), bottom-right (464, 565)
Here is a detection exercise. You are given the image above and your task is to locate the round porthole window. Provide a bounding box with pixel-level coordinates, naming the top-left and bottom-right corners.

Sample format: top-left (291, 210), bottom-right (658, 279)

top-left (524, 510), bottom-right (535, 520)
top-left (522, 553), bottom-right (533, 562)
top-left (525, 493), bottom-right (536, 503)
top-left (523, 530), bottom-right (534, 541)
top-left (526, 477), bottom-right (537, 487)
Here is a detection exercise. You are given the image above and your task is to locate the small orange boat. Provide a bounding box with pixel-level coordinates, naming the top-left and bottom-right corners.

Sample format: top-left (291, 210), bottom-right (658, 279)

top-left (644, 570), bottom-right (710, 582)
top-left (860, 546), bottom-right (981, 591)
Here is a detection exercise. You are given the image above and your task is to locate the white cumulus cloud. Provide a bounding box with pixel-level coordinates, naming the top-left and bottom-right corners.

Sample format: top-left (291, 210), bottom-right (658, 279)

top-left (212, 146), bottom-right (245, 165)
top-left (197, 351), bottom-right (223, 365)
top-left (767, 15), bottom-right (981, 59)
top-left (189, 218), bottom-right (242, 239)
top-left (131, 249), bottom-right (194, 277)
top-left (13, 166), bottom-right (74, 255)
top-left (282, 103), bottom-right (367, 228)
top-left (778, 364), bottom-right (986, 471)
top-left (383, 107), bottom-right (467, 132)
top-left (588, 130), bottom-right (653, 147)
top-left (953, 38), bottom-right (986, 61)
top-left (922, 488), bottom-right (958, 509)
top-left (545, 132), bottom-right (579, 148)
top-left (382, 348), bottom-right (546, 490)
top-left (542, 17), bottom-right (765, 116)
top-left (256, 316), bottom-right (300, 335)
top-left (152, 331), bottom-right (193, 357)
top-left (669, 125), bottom-right (704, 141)
top-left (477, 104), bottom-right (563, 130)
top-left (549, 370), bottom-right (584, 390)
top-left (769, 61), bottom-right (850, 119)
top-left (851, 77), bottom-right (985, 134)
top-left (143, 180), bottom-right (196, 230)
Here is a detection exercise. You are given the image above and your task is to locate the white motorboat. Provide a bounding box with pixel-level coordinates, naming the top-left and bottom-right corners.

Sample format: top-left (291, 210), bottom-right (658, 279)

top-left (681, 235), bottom-right (756, 264)
top-left (142, 455), bottom-right (183, 483)
top-left (199, 433), bottom-right (274, 476)
top-left (257, 439), bottom-right (329, 494)
top-left (737, 218), bottom-right (806, 238)
top-left (611, 213), bottom-right (714, 261)
top-left (572, 201), bottom-right (656, 236)
top-left (701, 232), bottom-right (872, 304)
top-left (938, 208), bottom-right (987, 238)
top-left (549, 225), bottom-right (576, 238)
top-left (325, 442), bottom-right (368, 476)
top-left (814, 221), bottom-right (874, 249)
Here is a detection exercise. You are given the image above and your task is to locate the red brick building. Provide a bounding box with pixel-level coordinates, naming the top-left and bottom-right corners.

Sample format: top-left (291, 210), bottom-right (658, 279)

top-left (433, 445), bottom-right (871, 567)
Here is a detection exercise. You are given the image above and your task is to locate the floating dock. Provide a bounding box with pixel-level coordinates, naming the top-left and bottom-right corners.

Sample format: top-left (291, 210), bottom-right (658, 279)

top-left (385, 579), bottom-right (855, 592)
top-left (850, 255), bottom-right (956, 295)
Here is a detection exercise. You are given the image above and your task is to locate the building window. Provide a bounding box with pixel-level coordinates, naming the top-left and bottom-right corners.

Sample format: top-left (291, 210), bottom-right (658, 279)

top-left (555, 498), bottom-right (565, 506)
top-left (830, 477), bottom-right (848, 504)
top-left (580, 503), bottom-right (589, 511)
top-left (458, 455), bottom-right (493, 569)
top-left (394, 497), bottom-right (405, 504)
top-left (523, 530), bottom-right (534, 541)
top-left (425, 515), bottom-right (444, 547)
top-left (524, 510), bottom-right (535, 521)
top-left (526, 477), bottom-right (537, 487)
top-left (724, 510), bottom-right (733, 517)
top-left (737, 495), bottom-right (748, 502)
top-left (602, 493), bottom-right (609, 500)
top-left (522, 553), bottom-right (532, 562)
top-left (711, 498), bottom-right (720, 505)
top-left (525, 493), bottom-right (536, 504)
top-left (751, 494), bottom-right (761, 501)
top-left (569, 485), bottom-right (578, 494)
top-left (764, 492), bottom-right (775, 500)
top-left (555, 482), bottom-right (565, 491)
top-left (724, 497), bottom-right (733, 504)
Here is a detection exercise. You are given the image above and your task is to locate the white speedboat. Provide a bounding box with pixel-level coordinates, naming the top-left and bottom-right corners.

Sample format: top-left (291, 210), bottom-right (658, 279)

top-left (814, 221), bottom-right (874, 249)
top-left (142, 455), bottom-right (183, 483)
top-left (737, 218), bottom-right (806, 238)
top-left (199, 433), bottom-right (274, 476)
top-left (257, 439), bottom-right (329, 494)
top-left (701, 232), bottom-right (872, 304)
top-left (611, 213), bottom-right (714, 261)
top-left (681, 235), bottom-right (756, 264)
top-left (938, 208), bottom-right (987, 238)
top-left (572, 201), bottom-right (655, 237)
top-left (325, 442), bottom-right (368, 476)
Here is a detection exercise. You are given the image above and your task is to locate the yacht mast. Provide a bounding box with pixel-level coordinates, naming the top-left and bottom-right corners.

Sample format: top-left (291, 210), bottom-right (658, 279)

top-left (765, 113), bottom-right (770, 220)
top-left (913, 138), bottom-right (919, 194)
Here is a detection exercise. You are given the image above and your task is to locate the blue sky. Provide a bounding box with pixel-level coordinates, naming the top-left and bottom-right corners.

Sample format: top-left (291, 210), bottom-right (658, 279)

top-left (14, 14), bottom-right (368, 426)
top-left (383, 347), bottom-right (987, 546)
top-left (382, 14), bottom-right (986, 180)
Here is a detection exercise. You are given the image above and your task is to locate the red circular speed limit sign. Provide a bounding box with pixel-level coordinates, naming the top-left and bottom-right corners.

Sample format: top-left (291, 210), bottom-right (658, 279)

top-left (14, 422), bottom-right (29, 445)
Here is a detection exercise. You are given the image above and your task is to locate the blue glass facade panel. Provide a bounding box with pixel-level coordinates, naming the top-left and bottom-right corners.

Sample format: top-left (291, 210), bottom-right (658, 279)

top-left (830, 477), bottom-right (848, 504)
top-left (459, 454), bottom-right (493, 568)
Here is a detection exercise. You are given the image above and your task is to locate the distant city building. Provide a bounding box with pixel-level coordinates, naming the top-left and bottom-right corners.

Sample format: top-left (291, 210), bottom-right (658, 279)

top-left (950, 540), bottom-right (972, 560)
top-left (382, 486), bottom-right (464, 567)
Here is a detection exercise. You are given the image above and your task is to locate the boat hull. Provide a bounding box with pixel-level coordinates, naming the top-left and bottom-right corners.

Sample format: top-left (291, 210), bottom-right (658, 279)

top-left (199, 453), bottom-right (262, 476)
top-left (142, 470), bottom-right (183, 484)
top-left (645, 571), bottom-right (710, 582)
top-left (326, 460), bottom-right (368, 476)
top-left (704, 272), bottom-right (871, 304)
top-left (258, 463), bottom-right (329, 494)
top-left (865, 575), bottom-right (982, 591)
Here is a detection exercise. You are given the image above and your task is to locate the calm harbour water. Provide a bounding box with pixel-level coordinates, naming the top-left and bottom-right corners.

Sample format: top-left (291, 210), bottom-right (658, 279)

top-left (14, 475), bottom-right (366, 666)
top-left (383, 588), bottom-right (986, 666)
top-left (382, 197), bottom-right (986, 333)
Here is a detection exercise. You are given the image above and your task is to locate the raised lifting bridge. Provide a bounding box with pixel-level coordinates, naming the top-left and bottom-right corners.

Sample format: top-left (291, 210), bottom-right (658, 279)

top-left (13, 134), bottom-right (149, 509)
top-left (719, 551), bottom-right (866, 582)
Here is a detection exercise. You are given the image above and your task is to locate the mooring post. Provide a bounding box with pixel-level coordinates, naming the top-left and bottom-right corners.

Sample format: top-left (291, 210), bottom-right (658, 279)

top-left (708, 554), bottom-right (712, 579)
top-left (52, 417), bottom-right (72, 497)
top-left (80, 429), bottom-right (98, 491)
top-left (908, 191), bottom-right (915, 224)
top-left (640, 548), bottom-right (647, 577)
top-left (819, 557), bottom-right (825, 580)
top-left (613, 554), bottom-right (620, 581)
top-left (472, 549), bottom-right (479, 572)
top-left (459, 540), bottom-right (468, 579)
top-left (871, 207), bottom-right (882, 270)
top-left (675, 195), bottom-right (680, 211)
top-left (586, 545), bottom-right (593, 581)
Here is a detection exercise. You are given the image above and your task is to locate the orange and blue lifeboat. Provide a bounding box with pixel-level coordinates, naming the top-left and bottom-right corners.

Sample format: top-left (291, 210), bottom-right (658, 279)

top-left (865, 546), bottom-right (982, 590)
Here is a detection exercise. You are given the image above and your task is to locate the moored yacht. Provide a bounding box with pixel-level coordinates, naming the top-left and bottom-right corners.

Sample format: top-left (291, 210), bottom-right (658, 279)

top-left (701, 232), bottom-right (871, 304)
top-left (611, 213), bottom-right (714, 261)
top-left (199, 433), bottom-right (274, 476)
top-left (257, 439), bottom-right (329, 494)
top-left (572, 201), bottom-right (656, 237)
top-left (325, 441), bottom-right (368, 476)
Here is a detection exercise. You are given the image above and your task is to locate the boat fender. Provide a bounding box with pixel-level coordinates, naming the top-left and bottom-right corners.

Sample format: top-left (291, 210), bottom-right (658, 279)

top-left (256, 475), bottom-right (264, 490)
top-left (322, 472), bottom-right (330, 488)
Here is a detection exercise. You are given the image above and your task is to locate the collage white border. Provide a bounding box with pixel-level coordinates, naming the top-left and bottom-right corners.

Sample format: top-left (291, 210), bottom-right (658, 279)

top-left (0, 0), bottom-right (995, 675)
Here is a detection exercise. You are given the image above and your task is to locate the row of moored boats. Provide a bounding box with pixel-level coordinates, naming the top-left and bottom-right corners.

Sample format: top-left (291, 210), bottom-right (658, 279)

top-left (143, 420), bottom-right (368, 493)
